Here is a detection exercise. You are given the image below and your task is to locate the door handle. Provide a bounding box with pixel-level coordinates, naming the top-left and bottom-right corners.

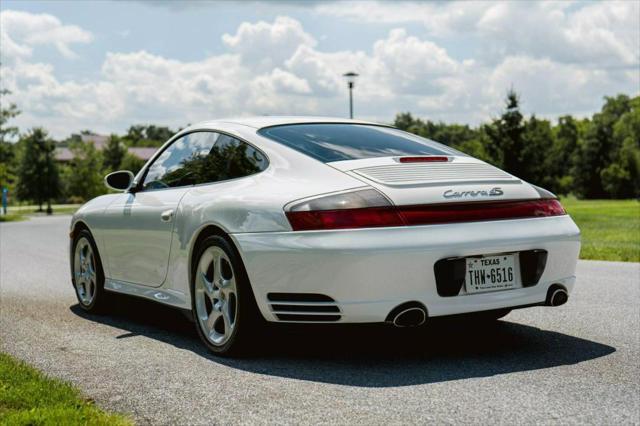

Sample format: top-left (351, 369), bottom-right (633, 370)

top-left (160, 209), bottom-right (174, 222)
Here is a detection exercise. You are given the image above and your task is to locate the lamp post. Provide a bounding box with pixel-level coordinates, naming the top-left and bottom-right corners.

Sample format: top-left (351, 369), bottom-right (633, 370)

top-left (342, 72), bottom-right (359, 119)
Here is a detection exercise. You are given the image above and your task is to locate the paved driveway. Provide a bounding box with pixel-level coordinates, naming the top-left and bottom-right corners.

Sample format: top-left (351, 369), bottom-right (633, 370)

top-left (1, 216), bottom-right (638, 424)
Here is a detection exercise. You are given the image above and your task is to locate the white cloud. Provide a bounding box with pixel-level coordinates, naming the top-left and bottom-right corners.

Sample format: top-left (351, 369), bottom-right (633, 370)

top-left (316, 1), bottom-right (488, 35)
top-left (248, 68), bottom-right (316, 113)
top-left (222, 16), bottom-right (316, 69)
top-left (1, 59), bottom-right (125, 136)
top-left (475, 1), bottom-right (639, 67)
top-left (101, 50), bottom-right (247, 110)
top-left (1, 9), bottom-right (638, 139)
top-left (0, 10), bottom-right (93, 59)
top-left (372, 28), bottom-right (459, 95)
top-left (317, 1), bottom-right (640, 68)
top-left (251, 68), bottom-right (311, 96)
top-left (1, 58), bottom-right (126, 137)
top-left (486, 55), bottom-right (636, 116)
top-left (286, 45), bottom-right (383, 97)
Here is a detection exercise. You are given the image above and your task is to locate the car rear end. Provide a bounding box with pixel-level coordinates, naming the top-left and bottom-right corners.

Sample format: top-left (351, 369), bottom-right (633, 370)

top-left (232, 122), bottom-right (580, 325)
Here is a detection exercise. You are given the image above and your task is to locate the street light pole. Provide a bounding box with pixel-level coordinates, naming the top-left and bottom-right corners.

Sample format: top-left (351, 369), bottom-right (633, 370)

top-left (342, 72), bottom-right (359, 119)
top-left (348, 82), bottom-right (354, 119)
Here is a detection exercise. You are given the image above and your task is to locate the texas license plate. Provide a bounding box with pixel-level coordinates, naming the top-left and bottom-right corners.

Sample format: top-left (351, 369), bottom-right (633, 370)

top-left (465, 254), bottom-right (516, 294)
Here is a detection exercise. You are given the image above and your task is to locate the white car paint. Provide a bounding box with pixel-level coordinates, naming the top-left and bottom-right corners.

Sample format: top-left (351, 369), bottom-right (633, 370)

top-left (234, 215), bottom-right (579, 322)
top-left (71, 116), bottom-right (581, 323)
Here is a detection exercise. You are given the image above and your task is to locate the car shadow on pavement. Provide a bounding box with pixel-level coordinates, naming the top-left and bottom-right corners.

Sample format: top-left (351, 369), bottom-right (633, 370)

top-left (70, 294), bottom-right (615, 388)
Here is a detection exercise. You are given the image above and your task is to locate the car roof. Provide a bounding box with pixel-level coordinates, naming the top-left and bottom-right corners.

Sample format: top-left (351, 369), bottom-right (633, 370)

top-left (186, 116), bottom-right (390, 130)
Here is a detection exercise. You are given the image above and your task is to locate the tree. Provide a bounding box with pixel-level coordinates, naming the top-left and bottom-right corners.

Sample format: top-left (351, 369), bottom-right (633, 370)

top-left (397, 93), bottom-right (640, 198)
top-left (102, 134), bottom-right (125, 172)
top-left (58, 133), bottom-right (81, 148)
top-left (394, 112), bottom-right (416, 132)
top-left (600, 97), bottom-right (640, 198)
top-left (0, 140), bottom-right (16, 196)
top-left (63, 140), bottom-right (104, 202)
top-left (124, 125), bottom-right (145, 145)
top-left (573, 95), bottom-right (632, 198)
top-left (521, 115), bottom-right (554, 187)
top-left (545, 115), bottom-right (581, 195)
top-left (119, 152), bottom-right (146, 175)
top-left (483, 90), bottom-right (558, 187)
top-left (485, 89), bottom-right (526, 174)
top-left (394, 113), bottom-right (478, 147)
top-left (144, 125), bottom-right (173, 143)
top-left (454, 125), bottom-right (495, 163)
top-left (15, 128), bottom-right (60, 212)
top-left (393, 112), bottom-right (494, 162)
top-left (0, 88), bottom-right (20, 196)
top-left (0, 89), bottom-right (19, 143)
top-left (123, 124), bottom-right (174, 147)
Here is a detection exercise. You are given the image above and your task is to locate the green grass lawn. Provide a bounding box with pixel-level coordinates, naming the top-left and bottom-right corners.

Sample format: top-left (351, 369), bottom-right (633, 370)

top-left (0, 214), bottom-right (26, 223)
top-left (6, 204), bottom-right (81, 214)
top-left (562, 198), bottom-right (640, 262)
top-left (0, 353), bottom-right (132, 426)
top-left (0, 204), bottom-right (80, 222)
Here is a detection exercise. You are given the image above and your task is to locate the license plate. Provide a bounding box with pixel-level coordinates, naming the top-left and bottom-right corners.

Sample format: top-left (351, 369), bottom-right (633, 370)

top-left (465, 254), bottom-right (516, 294)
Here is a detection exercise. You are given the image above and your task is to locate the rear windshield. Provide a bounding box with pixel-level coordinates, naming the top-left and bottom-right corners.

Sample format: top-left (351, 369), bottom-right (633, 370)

top-left (257, 123), bottom-right (461, 163)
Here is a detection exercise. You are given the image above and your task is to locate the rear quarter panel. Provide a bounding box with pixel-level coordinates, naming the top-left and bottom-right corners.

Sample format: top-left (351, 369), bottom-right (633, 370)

top-left (163, 130), bottom-right (371, 305)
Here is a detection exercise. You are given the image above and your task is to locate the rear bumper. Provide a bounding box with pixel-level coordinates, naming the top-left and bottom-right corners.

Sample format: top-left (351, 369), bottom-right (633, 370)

top-left (232, 215), bottom-right (580, 323)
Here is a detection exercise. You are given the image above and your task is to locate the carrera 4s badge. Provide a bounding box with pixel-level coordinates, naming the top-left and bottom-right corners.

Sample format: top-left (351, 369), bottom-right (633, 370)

top-left (443, 187), bottom-right (504, 199)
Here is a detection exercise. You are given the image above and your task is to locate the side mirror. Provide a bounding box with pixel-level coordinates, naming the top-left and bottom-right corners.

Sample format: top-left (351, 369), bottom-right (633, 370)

top-left (105, 170), bottom-right (135, 191)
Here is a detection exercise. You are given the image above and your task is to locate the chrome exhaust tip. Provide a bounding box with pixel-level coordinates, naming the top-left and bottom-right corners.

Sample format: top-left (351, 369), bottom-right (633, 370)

top-left (546, 285), bottom-right (569, 307)
top-left (393, 307), bottom-right (427, 327)
top-left (387, 303), bottom-right (428, 327)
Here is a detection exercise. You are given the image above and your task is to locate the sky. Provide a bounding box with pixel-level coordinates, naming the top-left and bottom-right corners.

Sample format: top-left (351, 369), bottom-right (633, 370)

top-left (1, 0), bottom-right (638, 139)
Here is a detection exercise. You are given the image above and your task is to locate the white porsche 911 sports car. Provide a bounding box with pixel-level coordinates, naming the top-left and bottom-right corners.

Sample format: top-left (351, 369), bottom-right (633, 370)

top-left (70, 117), bottom-right (580, 355)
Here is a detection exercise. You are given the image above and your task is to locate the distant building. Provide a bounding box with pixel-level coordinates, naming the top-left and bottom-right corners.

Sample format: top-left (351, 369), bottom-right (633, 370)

top-left (80, 133), bottom-right (109, 149)
top-left (54, 147), bottom-right (75, 162)
top-left (55, 133), bottom-right (155, 163)
top-left (127, 147), bottom-right (157, 161)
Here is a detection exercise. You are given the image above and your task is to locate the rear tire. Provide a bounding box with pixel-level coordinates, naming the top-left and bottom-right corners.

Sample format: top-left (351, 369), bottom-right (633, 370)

top-left (191, 235), bottom-right (261, 356)
top-left (71, 229), bottom-right (110, 313)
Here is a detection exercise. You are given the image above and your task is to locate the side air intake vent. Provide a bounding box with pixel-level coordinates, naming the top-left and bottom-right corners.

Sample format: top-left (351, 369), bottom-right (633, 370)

top-left (267, 293), bottom-right (341, 322)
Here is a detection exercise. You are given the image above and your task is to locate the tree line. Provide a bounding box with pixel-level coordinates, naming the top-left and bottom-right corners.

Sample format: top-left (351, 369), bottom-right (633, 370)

top-left (0, 89), bottom-right (638, 211)
top-left (394, 91), bottom-right (639, 199)
top-left (0, 93), bottom-right (175, 209)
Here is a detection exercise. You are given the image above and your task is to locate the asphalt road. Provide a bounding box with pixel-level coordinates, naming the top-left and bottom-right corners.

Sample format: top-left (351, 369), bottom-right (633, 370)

top-left (1, 215), bottom-right (639, 425)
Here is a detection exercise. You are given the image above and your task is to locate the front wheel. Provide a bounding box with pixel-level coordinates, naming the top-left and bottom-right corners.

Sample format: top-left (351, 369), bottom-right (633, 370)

top-left (191, 235), bottom-right (261, 356)
top-left (72, 229), bottom-right (110, 313)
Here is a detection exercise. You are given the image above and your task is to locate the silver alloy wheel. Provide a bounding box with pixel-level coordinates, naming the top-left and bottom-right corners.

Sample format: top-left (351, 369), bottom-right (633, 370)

top-left (195, 246), bottom-right (238, 346)
top-left (74, 237), bottom-right (97, 306)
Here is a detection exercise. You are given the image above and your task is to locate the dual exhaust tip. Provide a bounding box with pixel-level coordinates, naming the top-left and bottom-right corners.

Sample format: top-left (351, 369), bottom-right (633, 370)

top-left (388, 284), bottom-right (568, 327)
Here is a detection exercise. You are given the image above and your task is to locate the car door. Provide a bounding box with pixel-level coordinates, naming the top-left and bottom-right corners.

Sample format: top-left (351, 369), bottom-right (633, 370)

top-left (102, 131), bottom-right (220, 287)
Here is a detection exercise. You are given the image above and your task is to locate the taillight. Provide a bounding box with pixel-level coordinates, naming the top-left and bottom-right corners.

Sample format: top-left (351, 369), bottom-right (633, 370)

top-left (285, 189), bottom-right (404, 231)
top-left (286, 188), bottom-right (391, 212)
top-left (286, 207), bottom-right (404, 231)
top-left (398, 199), bottom-right (565, 226)
top-left (285, 190), bottom-right (566, 231)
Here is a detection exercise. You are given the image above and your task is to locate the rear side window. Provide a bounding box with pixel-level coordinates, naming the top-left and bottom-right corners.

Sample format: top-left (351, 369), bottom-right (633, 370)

top-left (143, 131), bottom-right (267, 190)
top-left (258, 124), bottom-right (461, 163)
